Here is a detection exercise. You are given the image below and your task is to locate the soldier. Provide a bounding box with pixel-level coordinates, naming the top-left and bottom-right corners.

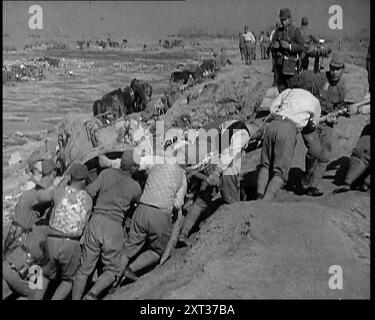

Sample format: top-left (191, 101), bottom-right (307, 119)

top-left (177, 119), bottom-right (259, 246)
top-left (291, 53), bottom-right (347, 196)
top-left (333, 44), bottom-right (371, 193)
top-left (270, 22), bottom-right (281, 86)
top-left (31, 163), bottom-right (92, 300)
top-left (23, 155), bottom-right (57, 191)
top-left (72, 150), bottom-right (142, 300)
top-left (239, 32), bottom-right (245, 61)
top-left (256, 89), bottom-right (321, 200)
top-left (118, 145), bottom-right (189, 283)
top-left (2, 161), bottom-right (57, 300)
top-left (259, 31), bottom-right (266, 60)
top-left (3, 159), bottom-right (57, 260)
top-left (270, 8), bottom-right (306, 92)
top-left (299, 16), bottom-right (319, 71)
top-left (243, 26), bottom-right (256, 65)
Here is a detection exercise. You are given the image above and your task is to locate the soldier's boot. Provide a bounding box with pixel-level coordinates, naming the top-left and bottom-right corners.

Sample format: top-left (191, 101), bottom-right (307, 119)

top-left (72, 273), bottom-right (88, 300)
top-left (262, 175), bottom-right (284, 201)
top-left (178, 204), bottom-right (204, 247)
top-left (127, 250), bottom-right (160, 281)
top-left (51, 280), bottom-right (72, 300)
top-left (305, 161), bottom-right (327, 196)
top-left (256, 167), bottom-right (269, 200)
top-left (84, 271), bottom-right (116, 299)
top-left (334, 157), bottom-right (368, 193)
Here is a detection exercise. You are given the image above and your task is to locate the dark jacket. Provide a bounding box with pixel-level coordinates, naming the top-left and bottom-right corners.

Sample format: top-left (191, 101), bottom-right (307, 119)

top-left (85, 168), bottom-right (142, 224)
top-left (271, 24), bottom-right (306, 65)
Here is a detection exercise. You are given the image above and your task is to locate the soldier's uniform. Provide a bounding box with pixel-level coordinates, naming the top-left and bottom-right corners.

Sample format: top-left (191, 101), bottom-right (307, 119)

top-left (123, 156), bottom-right (187, 275)
top-left (270, 8), bottom-right (305, 93)
top-left (299, 17), bottom-right (319, 71)
top-left (31, 164), bottom-right (93, 300)
top-left (257, 89), bottom-right (321, 200)
top-left (243, 28), bottom-right (256, 65)
top-left (72, 152), bottom-right (142, 300)
top-left (291, 53), bottom-right (346, 195)
top-left (239, 33), bottom-right (245, 61)
top-left (178, 119), bottom-right (257, 244)
top-left (334, 43), bottom-right (370, 193)
top-left (2, 172), bottom-right (54, 299)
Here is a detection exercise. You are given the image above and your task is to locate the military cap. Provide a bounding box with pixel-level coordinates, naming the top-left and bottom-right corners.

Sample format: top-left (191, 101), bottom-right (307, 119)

top-left (70, 163), bottom-right (88, 180)
top-left (330, 52), bottom-right (345, 68)
top-left (301, 16), bottom-right (309, 26)
top-left (279, 8), bottom-right (291, 19)
top-left (121, 149), bottom-right (137, 171)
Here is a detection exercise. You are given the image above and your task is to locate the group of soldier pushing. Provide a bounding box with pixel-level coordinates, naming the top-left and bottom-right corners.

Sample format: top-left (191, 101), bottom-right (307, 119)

top-left (3, 7), bottom-right (370, 300)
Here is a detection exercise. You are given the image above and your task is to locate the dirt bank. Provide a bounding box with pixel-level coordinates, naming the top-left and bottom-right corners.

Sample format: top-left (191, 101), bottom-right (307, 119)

top-left (107, 56), bottom-right (370, 300)
top-left (3, 41), bottom-right (370, 300)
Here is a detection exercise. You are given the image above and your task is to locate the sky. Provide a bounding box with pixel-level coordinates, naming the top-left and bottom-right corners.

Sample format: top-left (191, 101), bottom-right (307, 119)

top-left (2, 0), bottom-right (371, 47)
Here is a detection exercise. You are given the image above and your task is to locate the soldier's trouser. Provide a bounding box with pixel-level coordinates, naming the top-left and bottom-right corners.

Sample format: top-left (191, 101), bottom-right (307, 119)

top-left (244, 43), bottom-right (252, 64)
top-left (124, 204), bottom-right (172, 260)
top-left (345, 124), bottom-right (371, 185)
top-left (76, 214), bottom-right (124, 280)
top-left (221, 174), bottom-right (241, 204)
top-left (2, 260), bottom-right (34, 299)
top-left (260, 44), bottom-right (266, 59)
top-left (239, 46), bottom-right (244, 60)
top-left (274, 68), bottom-right (294, 93)
top-left (180, 185), bottom-right (215, 238)
top-left (304, 123), bottom-right (334, 188)
top-left (301, 55), bottom-right (309, 70)
top-left (42, 237), bottom-right (81, 282)
top-left (260, 118), bottom-right (298, 183)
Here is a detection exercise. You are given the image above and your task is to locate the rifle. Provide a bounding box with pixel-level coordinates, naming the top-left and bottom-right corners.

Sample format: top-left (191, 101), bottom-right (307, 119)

top-left (319, 99), bottom-right (370, 124)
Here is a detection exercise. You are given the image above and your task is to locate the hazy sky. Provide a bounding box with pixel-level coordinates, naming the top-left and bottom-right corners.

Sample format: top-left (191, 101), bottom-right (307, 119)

top-left (3, 0), bottom-right (370, 46)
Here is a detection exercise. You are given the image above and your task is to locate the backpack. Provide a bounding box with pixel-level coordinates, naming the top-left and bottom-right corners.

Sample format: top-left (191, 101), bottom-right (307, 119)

top-left (50, 186), bottom-right (92, 237)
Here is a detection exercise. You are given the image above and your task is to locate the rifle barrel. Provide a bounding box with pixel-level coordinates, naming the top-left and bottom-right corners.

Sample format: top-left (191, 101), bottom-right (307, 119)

top-left (319, 99), bottom-right (370, 124)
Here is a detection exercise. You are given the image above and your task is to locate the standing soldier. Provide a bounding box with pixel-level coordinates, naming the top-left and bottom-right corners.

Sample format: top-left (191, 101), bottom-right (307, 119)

top-left (243, 26), bottom-right (256, 65)
top-left (270, 22), bottom-right (281, 85)
top-left (260, 31), bottom-right (266, 60)
top-left (270, 8), bottom-right (306, 92)
top-left (256, 89), bottom-right (321, 200)
top-left (239, 32), bottom-right (245, 61)
top-left (300, 16), bottom-right (319, 71)
top-left (251, 30), bottom-right (257, 60)
top-left (290, 53), bottom-right (347, 196)
top-left (31, 163), bottom-right (92, 300)
top-left (72, 150), bottom-right (142, 300)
